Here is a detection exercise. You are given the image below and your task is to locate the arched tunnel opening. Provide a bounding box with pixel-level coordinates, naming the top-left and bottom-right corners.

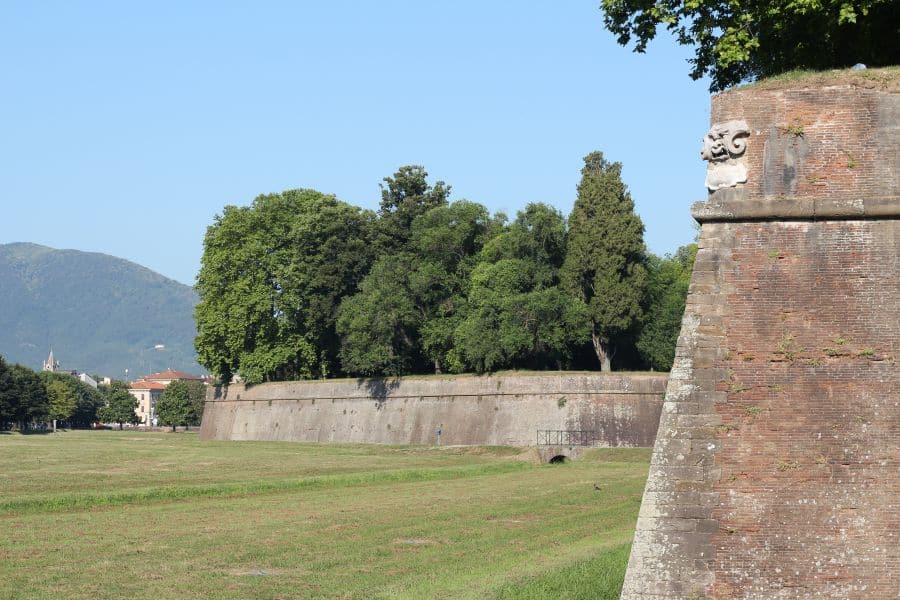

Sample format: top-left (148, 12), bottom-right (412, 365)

top-left (548, 455), bottom-right (568, 464)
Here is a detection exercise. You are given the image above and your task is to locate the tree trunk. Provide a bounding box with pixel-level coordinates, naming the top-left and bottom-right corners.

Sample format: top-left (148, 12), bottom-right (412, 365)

top-left (591, 328), bottom-right (612, 372)
top-left (434, 359), bottom-right (442, 375)
top-left (52, 419), bottom-right (57, 433)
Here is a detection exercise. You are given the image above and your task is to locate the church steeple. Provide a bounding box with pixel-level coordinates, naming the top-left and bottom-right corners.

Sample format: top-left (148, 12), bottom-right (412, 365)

top-left (43, 348), bottom-right (58, 372)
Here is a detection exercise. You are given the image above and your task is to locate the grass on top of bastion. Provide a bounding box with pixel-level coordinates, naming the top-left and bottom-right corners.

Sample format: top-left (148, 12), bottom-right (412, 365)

top-left (0, 430), bottom-right (649, 600)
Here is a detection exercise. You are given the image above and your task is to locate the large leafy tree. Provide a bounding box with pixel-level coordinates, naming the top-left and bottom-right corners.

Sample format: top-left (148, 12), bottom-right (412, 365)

top-left (195, 189), bottom-right (375, 384)
top-left (561, 152), bottom-right (646, 372)
top-left (68, 381), bottom-right (105, 428)
top-left (99, 380), bottom-right (139, 429)
top-left (455, 204), bottom-right (590, 373)
top-left (156, 380), bottom-right (205, 431)
top-left (637, 244), bottom-right (697, 371)
top-left (337, 255), bottom-right (421, 376)
top-left (39, 372), bottom-right (104, 428)
top-left (46, 379), bottom-right (76, 431)
top-left (338, 200), bottom-right (499, 376)
top-left (2, 364), bottom-right (49, 430)
top-left (375, 165), bottom-right (451, 253)
top-left (601, 0), bottom-right (900, 91)
top-left (182, 380), bottom-right (208, 425)
top-left (410, 201), bottom-right (502, 373)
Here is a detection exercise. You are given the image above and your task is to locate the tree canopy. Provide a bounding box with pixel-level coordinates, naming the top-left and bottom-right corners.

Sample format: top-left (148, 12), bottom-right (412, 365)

top-left (375, 165), bottom-right (451, 253)
top-left (195, 159), bottom-right (694, 381)
top-left (1, 364), bottom-right (48, 430)
top-left (0, 357), bottom-right (11, 427)
top-left (46, 379), bottom-right (76, 428)
top-left (156, 379), bottom-right (205, 431)
top-left (195, 189), bottom-right (375, 384)
top-left (39, 371), bottom-right (104, 428)
top-left (561, 152), bottom-right (646, 371)
top-left (454, 204), bottom-right (589, 373)
top-left (637, 244), bottom-right (697, 371)
top-left (601, 0), bottom-right (900, 91)
top-left (99, 380), bottom-right (139, 429)
top-left (338, 200), bottom-right (500, 375)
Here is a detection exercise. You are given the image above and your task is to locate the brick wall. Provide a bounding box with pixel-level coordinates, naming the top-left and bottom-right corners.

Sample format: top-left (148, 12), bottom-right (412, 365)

top-left (623, 79), bottom-right (899, 598)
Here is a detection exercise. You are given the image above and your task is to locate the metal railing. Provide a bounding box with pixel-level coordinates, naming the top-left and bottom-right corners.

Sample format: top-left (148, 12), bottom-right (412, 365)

top-left (536, 430), bottom-right (598, 447)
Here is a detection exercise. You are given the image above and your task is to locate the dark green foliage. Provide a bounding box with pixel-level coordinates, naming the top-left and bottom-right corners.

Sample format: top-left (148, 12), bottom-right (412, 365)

top-left (0, 243), bottom-right (201, 377)
top-left (195, 189), bottom-right (375, 384)
top-left (337, 255), bottom-right (421, 376)
top-left (99, 380), bottom-right (139, 429)
top-left (156, 380), bottom-right (205, 431)
top-left (0, 363), bottom-right (49, 430)
top-left (182, 380), bottom-right (207, 425)
top-left (0, 356), bottom-right (11, 428)
top-left (637, 244), bottom-right (697, 371)
top-left (196, 160), bottom-right (671, 382)
top-left (561, 152), bottom-right (647, 371)
top-left (375, 165), bottom-right (451, 253)
top-left (410, 201), bottom-right (504, 373)
top-left (455, 204), bottom-right (590, 373)
top-left (38, 371), bottom-right (104, 428)
top-left (338, 200), bottom-right (500, 375)
top-left (68, 381), bottom-right (105, 428)
top-left (601, 0), bottom-right (900, 92)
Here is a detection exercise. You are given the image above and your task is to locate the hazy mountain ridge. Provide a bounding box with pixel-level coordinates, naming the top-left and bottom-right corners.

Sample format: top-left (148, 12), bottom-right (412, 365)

top-left (0, 242), bottom-right (203, 377)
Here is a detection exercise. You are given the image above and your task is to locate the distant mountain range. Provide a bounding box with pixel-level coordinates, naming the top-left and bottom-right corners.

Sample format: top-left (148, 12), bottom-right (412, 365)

top-left (0, 242), bottom-right (204, 378)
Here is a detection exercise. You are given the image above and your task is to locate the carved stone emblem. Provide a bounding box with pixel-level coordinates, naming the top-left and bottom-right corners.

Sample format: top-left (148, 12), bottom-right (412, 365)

top-left (701, 120), bottom-right (751, 191)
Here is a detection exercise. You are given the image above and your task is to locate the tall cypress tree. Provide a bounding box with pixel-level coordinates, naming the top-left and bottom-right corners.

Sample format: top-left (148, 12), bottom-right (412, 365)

top-left (561, 151), bottom-right (646, 371)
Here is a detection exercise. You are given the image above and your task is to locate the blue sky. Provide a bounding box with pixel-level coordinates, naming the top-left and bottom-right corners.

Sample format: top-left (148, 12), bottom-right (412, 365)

top-left (1, 1), bottom-right (711, 285)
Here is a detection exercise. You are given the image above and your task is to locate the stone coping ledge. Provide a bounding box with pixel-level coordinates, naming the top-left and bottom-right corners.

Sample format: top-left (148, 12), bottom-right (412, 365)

top-left (209, 372), bottom-right (669, 402)
top-left (692, 189), bottom-right (900, 222)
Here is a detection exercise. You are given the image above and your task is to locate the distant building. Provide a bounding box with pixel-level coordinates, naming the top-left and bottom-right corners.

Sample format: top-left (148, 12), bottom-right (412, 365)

top-left (78, 373), bottom-right (98, 389)
top-left (128, 369), bottom-right (206, 426)
top-left (42, 348), bottom-right (98, 388)
top-left (129, 379), bottom-right (167, 426)
top-left (143, 369), bottom-right (205, 386)
top-left (42, 348), bottom-right (59, 372)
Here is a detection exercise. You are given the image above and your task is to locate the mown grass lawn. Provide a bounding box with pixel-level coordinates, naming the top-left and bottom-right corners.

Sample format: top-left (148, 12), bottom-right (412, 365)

top-left (0, 431), bottom-right (648, 599)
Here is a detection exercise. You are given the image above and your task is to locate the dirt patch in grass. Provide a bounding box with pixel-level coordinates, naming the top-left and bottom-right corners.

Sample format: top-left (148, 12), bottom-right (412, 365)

top-left (394, 538), bottom-right (438, 546)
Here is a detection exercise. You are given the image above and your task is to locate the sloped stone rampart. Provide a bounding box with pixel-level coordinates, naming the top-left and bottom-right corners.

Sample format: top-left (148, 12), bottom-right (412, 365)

top-left (199, 373), bottom-right (667, 447)
top-left (622, 82), bottom-right (899, 598)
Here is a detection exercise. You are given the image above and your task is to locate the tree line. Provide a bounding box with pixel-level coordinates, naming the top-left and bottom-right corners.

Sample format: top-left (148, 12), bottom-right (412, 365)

top-left (0, 358), bottom-right (204, 432)
top-left (195, 152), bottom-right (696, 385)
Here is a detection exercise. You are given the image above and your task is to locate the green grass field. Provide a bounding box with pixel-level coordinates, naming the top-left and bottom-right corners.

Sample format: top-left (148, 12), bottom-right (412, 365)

top-left (0, 431), bottom-right (648, 599)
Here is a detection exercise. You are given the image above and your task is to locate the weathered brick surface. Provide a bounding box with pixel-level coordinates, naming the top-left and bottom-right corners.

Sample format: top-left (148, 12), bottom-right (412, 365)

top-left (623, 82), bottom-right (899, 598)
top-left (199, 373), bottom-right (667, 448)
top-left (710, 84), bottom-right (899, 203)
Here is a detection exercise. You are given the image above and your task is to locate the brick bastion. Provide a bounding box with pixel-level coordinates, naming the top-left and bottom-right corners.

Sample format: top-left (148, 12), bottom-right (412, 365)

top-left (199, 372), bottom-right (667, 449)
top-left (622, 74), bottom-right (899, 598)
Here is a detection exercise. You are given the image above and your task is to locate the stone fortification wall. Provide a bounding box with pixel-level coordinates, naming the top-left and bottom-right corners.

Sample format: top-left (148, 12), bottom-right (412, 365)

top-left (623, 78), bottom-right (899, 598)
top-left (200, 372), bottom-right (667, 447)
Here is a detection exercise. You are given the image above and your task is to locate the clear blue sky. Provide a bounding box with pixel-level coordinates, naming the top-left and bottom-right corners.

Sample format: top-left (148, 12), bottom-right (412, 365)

top-left (1, 1), bottom-right (711, 285)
